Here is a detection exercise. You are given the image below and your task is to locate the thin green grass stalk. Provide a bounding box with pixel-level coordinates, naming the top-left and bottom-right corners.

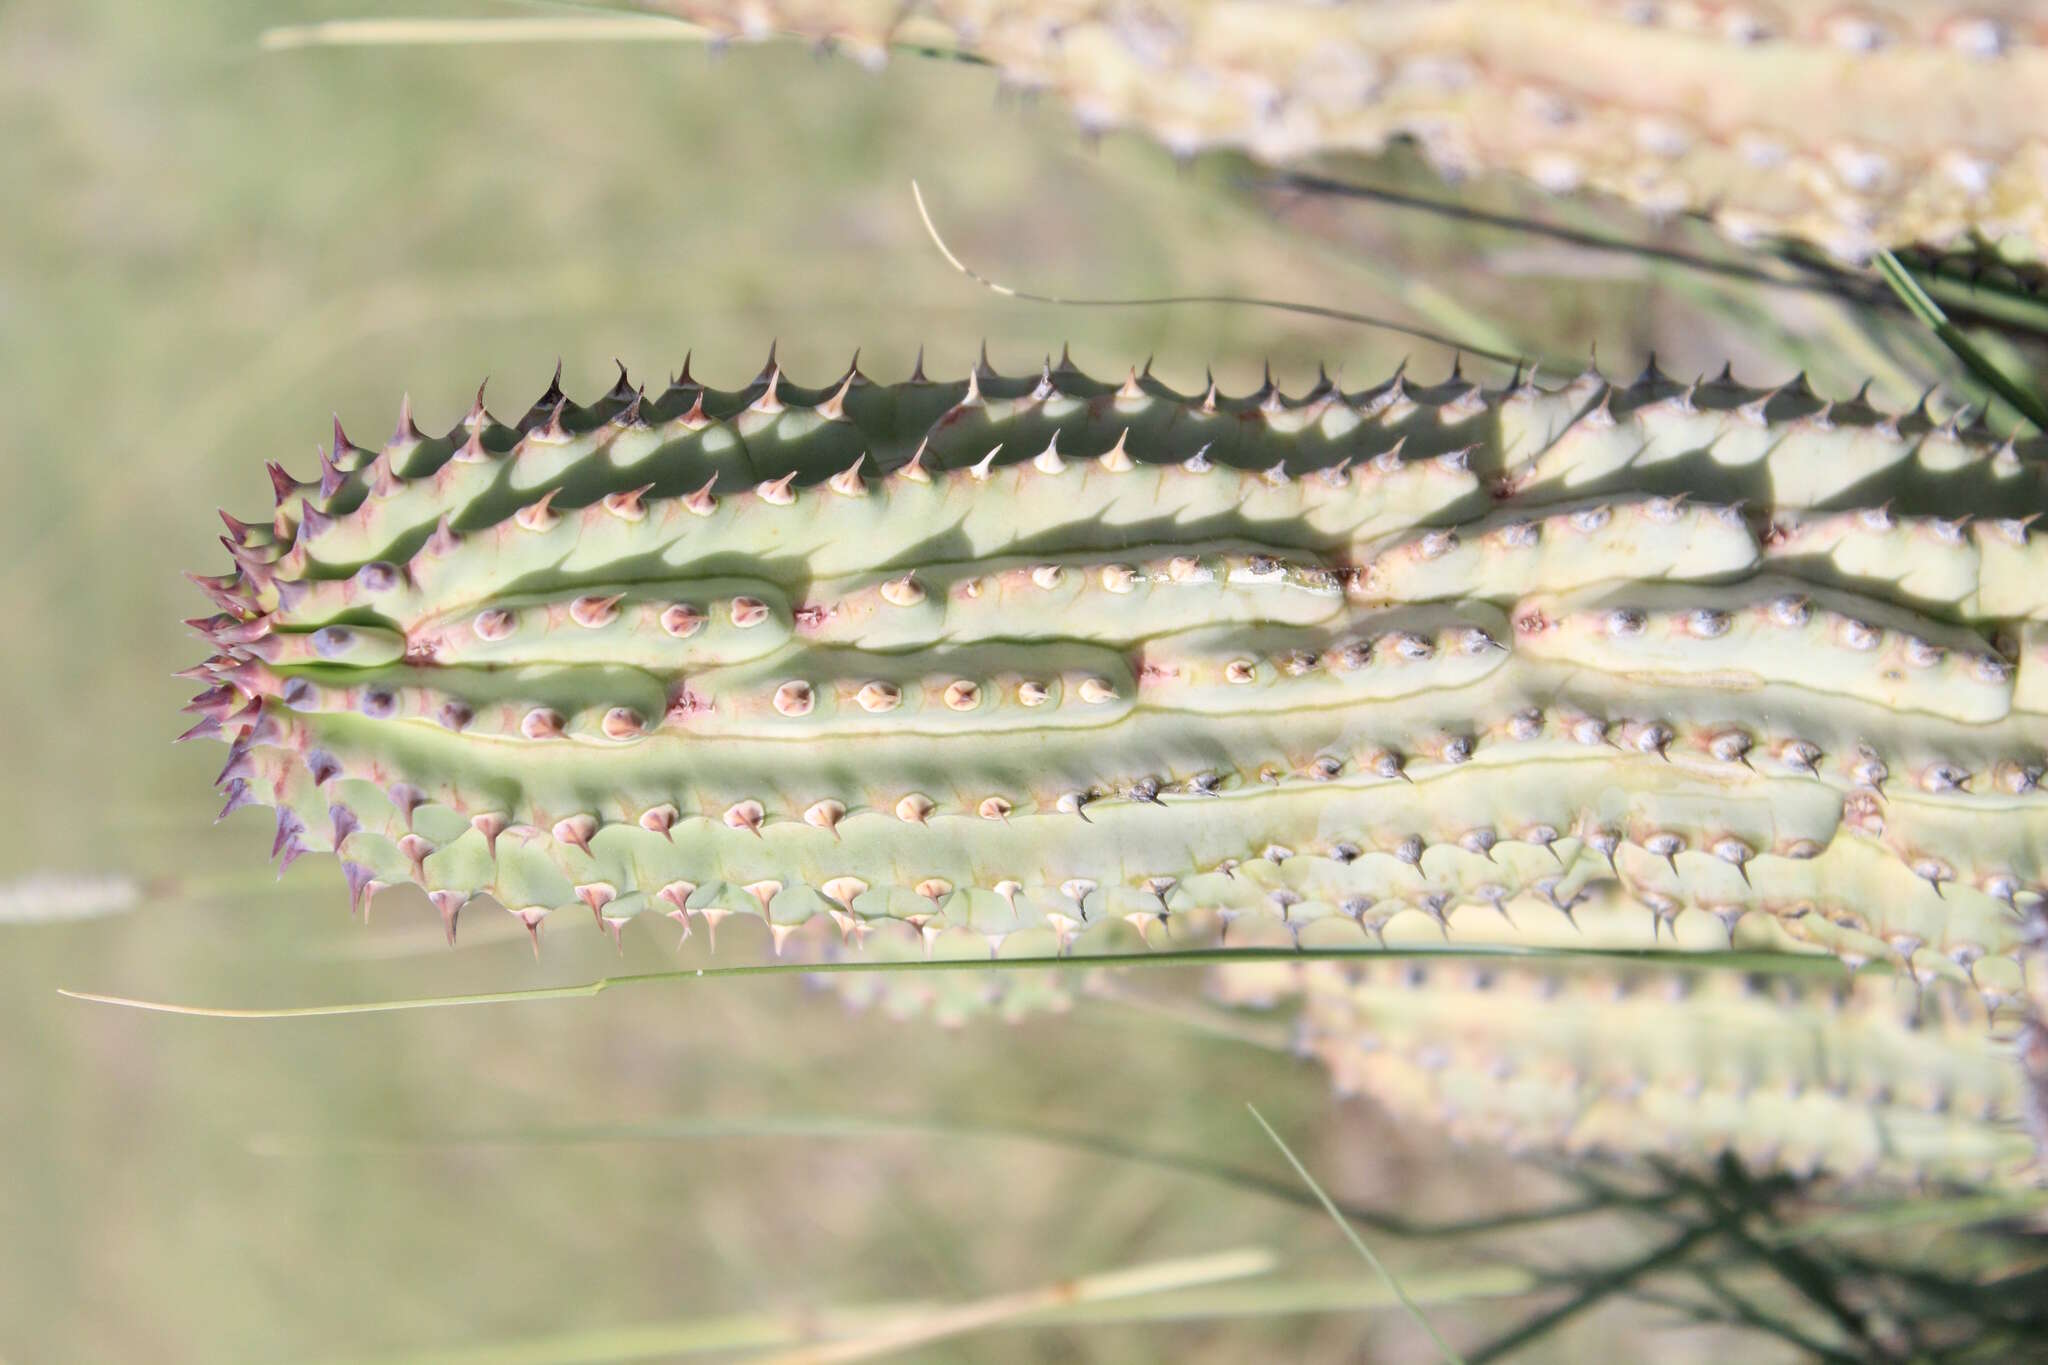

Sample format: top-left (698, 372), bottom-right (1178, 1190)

top-left (1816, 244), bottom-right (2048, 340)
top-left (1247, 1103), bottom-right (1466, 1364)
top-left (1875, 249), bottom-right (2048, 431)
top-left (911, 181), bottom-right (1538, 368)
top-left (58, 945), bottom-right (1864, 1019)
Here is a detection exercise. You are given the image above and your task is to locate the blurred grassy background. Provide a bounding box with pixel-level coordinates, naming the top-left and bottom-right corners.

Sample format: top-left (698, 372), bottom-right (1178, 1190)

top-left (0, 2), bottom-right (1949, 1360)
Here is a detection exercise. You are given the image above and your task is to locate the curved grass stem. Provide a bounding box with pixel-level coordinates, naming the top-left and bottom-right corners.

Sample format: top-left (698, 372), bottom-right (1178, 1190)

top-left (58, 944), bottom-right (1861, 1019)
top-left (912, 180), bottom-right (1537, 368)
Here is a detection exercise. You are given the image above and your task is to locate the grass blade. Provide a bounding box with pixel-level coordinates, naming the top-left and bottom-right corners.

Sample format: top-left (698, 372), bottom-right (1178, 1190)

top-left (262, 7), bottom-right (989, 64)
top-left (1247, 1103), bottom-right (1466, 1364)
top-left (1873, 249), bottom-right (2048, 430)
top-left (258, 17), bottom-right (710, 50)
top-left (912, 181), bottom-right (1541, 369)
top-left (748, 1246), bottom-right (1277, 1365)
top-left (57, 943), bottom-right (1861, 1019)
top-left (309, 1268), bottom-right (1541, 1364)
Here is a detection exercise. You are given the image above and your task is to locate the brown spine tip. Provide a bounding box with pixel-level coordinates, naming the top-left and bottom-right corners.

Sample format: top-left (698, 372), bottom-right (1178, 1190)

top-left (821, 877), bottom-right (866, 911)
top-left (681, 474), bottom-right (719, 517)
top-left (465, 378), bottom-right (492, 430)
top-left (396, 833), bottom-right (435, 882)
top-left (265, 461), bottom-right (302, 507)
top-left (772, 681), bottom-right (815, 717)
top-left (421, 515), bottom-right (461, 559)
top-left (602, 483), bottom-right (654, 521)
top-left (391, 394), bottom-right (424, 447)
top-left (724, 800), bottom-right (766, 836)
top-left (570, 592), bottom-right (626, 629)
top-left (576, 882), bottom-right (617, 926)
top-left (470, 811), bottom-right (508, 858)
top-left (342, 862), bottom-right (381, 919)
top-left (817, 369), bottom-right (857, 422)
top-left (855, 681), bottom-right (901, 713)
top-left (606, 359), bottom-right (634, 403)
top-left (897, 439), bottom-right (932, 484)
top-left (539, 395), bottom-right (572, 442)
top-left (828, 454), bottom-right (868, 497)
top-left (429, 890), bottom-right (465, 945)
top-left (660, 602), bottom-right (705, 638)
top-left (532, 359), bottom-right (565, 419)
top-left (513, 489), bottom-right (561, 534)
top-left (520, 707), bottom-right (566, 740)
top-left (551, 814), bottom-right (597, 856)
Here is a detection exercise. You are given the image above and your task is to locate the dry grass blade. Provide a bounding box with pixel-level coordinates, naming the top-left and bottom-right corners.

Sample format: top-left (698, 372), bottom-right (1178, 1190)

top-left (749, 1246), bottom-right (1278, 1365)
top-left (259, 17), bottom-right (710, 50)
